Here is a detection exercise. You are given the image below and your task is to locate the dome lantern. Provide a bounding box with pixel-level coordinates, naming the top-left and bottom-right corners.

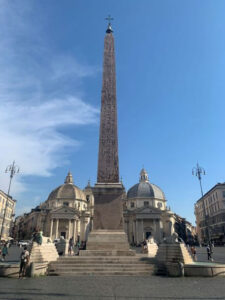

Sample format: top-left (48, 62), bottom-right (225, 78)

top-left (140, 168), bottom-right (149, 183)
top-left (64, 171), bottom-right (73, 184)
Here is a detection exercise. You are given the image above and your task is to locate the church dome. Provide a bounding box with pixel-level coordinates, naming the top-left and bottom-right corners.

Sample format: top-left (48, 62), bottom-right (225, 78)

top-left (47, 172), bottom-right (86, 202)
top-left (127, 168), bottom-right (165, 200)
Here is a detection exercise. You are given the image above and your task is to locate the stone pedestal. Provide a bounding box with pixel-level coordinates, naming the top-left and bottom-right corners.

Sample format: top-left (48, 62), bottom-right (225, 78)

top-left (92, 183), bottom-right (125, 230)
top-left (81, 230), bottom-right (135, 256)
top-left (83, 183), bottom-right (134, 256)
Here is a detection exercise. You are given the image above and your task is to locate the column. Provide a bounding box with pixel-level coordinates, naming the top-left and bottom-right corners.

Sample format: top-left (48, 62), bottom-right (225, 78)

top-left (55, 219), bottom-right (59, 239)
top-left (68, 220), bottom-right (71, 240)
top-left (141, 219), bottom-right (144, 241)
top-left (155, 219), bottom-right (160, 243)
top-left (50, 219), bottom-right (53, 239)
top-left (73, 220), bottom-right (76, 243)
top-left (135, 220), bottom-right (138, 244)
top-left (76, 220), bottom-right (79, 241)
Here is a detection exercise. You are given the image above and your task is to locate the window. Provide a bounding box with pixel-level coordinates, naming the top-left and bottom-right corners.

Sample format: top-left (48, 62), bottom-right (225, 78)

top-left (86, 195), bottom-right (90, 202)
top-left (223, 191), bottom-right (225, 198)
top-left (157, 202), bottom-right (162, 208)
top-left (144, 201), bottom-right (149, 207)
top-left (63, 202), bottom-right (69, 206)
top-left (131, 202), bottom-right (134, 208)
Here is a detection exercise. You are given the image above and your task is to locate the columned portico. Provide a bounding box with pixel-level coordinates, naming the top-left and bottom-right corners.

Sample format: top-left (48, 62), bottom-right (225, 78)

top-left (49, 206), bottom-right (91, 242)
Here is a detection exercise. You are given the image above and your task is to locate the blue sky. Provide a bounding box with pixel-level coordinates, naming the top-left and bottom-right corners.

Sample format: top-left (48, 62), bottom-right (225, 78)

top-left (0, 0), bottom-right (224, 224)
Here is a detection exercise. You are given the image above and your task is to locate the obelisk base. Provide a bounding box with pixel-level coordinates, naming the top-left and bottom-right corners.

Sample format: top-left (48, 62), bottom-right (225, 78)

top-left (80, 230), bottom-right (135, 256)
top-left (80, 183), bottom-right (135, 256)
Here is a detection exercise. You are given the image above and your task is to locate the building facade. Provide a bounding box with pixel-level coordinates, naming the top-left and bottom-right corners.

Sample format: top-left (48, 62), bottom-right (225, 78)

top-left (0, 190), bottom-right (16, 240)
top-left (195, 183), bottom-right (225, 245)
top-left (174, 213), bottom-right (197, 245)
top-left (123, 169), bottom-right (176, 245)
top-left (16, 172), bottom-right (94, 243)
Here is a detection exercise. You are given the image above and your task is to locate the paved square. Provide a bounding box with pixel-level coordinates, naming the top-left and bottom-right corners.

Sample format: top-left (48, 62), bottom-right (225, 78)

top-left (0, 276), bottom-right (225, 300)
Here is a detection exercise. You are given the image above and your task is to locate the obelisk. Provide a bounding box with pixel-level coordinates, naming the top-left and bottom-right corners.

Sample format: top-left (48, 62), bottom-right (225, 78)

top-left (83, 17), bottom-right (133, 255)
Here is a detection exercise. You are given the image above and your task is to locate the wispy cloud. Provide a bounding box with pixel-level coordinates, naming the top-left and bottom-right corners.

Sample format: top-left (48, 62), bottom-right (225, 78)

top-left (0, 1), bottom-right (99, 196)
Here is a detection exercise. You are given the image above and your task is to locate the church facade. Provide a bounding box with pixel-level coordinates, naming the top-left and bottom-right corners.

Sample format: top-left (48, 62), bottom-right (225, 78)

top-left (15, 172), bottom-right (94, 243)
top-left (123, 168), bottom-right (175, 245)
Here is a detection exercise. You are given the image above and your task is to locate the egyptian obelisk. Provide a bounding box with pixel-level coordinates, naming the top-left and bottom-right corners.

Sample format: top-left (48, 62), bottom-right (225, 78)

top-left (84, 17), bottom-right (133, 255)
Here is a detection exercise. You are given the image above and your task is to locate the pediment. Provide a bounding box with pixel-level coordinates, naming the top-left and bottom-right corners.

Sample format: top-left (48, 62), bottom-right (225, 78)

top-left (134, 206), bottom-right (161, 215)
top-left (51, 206), bottom-right (77, 215)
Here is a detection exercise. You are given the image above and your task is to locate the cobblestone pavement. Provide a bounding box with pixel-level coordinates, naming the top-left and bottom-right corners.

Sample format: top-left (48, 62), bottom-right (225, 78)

top-left (194, 246), bottom-right (225, 264)
top-left (0, 275), bottom-right (225, 300)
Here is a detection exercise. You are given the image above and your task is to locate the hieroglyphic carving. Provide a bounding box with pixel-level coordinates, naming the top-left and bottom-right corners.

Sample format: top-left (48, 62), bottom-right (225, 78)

top-left (97, 32), bottom-right (119, 183)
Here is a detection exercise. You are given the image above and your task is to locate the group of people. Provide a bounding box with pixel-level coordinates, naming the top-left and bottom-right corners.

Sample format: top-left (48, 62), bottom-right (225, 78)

top-left (68, 237), bottom-right (86, 255)
top-left (189, 242), bottom-right (214, 262)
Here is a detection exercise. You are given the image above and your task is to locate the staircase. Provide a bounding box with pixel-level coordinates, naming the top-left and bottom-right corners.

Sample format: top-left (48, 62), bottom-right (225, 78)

top-left (48, 255), bottom-right (155, 276)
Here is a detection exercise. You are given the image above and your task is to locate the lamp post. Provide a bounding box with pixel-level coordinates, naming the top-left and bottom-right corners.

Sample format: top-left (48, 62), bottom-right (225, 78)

top-left (192, 163), bottom-right (209, 243)
top-left (0, 161), bottom-right (20, 241)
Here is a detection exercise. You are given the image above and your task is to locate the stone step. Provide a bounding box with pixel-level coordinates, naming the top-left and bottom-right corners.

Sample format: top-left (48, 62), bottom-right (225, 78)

top-left (57, 256), bottom-right (153, 261)
top-left (49, 267), bottom-right (153, 273)
top-left (49, 264), bottom-right (154, 269)
top-left (57, 258), bottom-right (154, 264)
top-left (54, 262), bottom-right (152, 266)
top-left (48, 270), bottom-right (153, 276)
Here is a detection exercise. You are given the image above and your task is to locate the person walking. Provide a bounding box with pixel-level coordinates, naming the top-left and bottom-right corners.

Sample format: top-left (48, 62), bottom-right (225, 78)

top-left (36, 230), bottom-right (43, 245)
top-left (68, 237), bottom-right (74, 255)
top-left (19, 246), bottom-right (30, 278)
top-left (1, 244), bottom-right (8, 261)
top-left (207, 244), bottom-right (213, 261)
top-left (190, 246), bottom-right (197, 261)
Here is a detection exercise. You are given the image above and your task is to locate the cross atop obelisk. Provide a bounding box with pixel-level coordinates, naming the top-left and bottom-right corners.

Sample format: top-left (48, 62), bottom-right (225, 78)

top-left (97, 15), bottom-right (119, 183)
top-left (105, 14), bottom-right (114, 33)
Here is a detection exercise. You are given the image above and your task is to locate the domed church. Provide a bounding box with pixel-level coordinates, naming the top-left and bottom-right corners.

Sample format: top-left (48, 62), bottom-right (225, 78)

top-left (123, 168), bottom-right (176, 245)
top-left (18, 172), bottom-right (94, 243)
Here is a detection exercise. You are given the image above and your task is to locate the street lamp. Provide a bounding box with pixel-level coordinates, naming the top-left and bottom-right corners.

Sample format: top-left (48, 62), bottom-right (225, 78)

top-left (0, 161), bottom-right (20, 241)
top-left (192, 163), bottom-right (209, 244)
top-left (192, 163), bottom-right (205, 197)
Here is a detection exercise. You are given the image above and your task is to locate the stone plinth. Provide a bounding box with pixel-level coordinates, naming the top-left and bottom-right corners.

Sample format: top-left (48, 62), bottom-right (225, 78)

top-left (84, 183), bottom-right (133, 256)
top-left (92, 183), bottom-right (125, 230)
top-left (147, 239), bottom-right (158, 258)
top-left (155, 242), bottom-right (193, 275)
top-left (30, 236), bottom-right (59, 263)
top-left (83, 230), bottom-right (135, 256)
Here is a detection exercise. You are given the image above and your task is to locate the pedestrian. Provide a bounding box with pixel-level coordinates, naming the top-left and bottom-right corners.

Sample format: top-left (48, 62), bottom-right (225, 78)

top-left (68, 237), bottom-right (74, 255)
top-left (36, 230), bottom-right (43, 245)
top-left (207, 244), bottom-right (213, 261)
top-left (32, 228), bottom-right (38, 243)
top-left (190, 246), bottom-right (197, 261)
top-left (19, 246), bottom-right (30, 277)
top-left (142, 239), bottom-right (147, 253)
top-left (75, 240), bottom-right (80, 255)
top-left (1, 244), bottom-right (8, 261)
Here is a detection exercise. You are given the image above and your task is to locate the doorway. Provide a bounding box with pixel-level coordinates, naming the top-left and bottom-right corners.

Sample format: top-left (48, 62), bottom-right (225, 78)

top-left (145, 232), bottom-right (151, 239)
top-left (61, 232), bottom-right (66, 239)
